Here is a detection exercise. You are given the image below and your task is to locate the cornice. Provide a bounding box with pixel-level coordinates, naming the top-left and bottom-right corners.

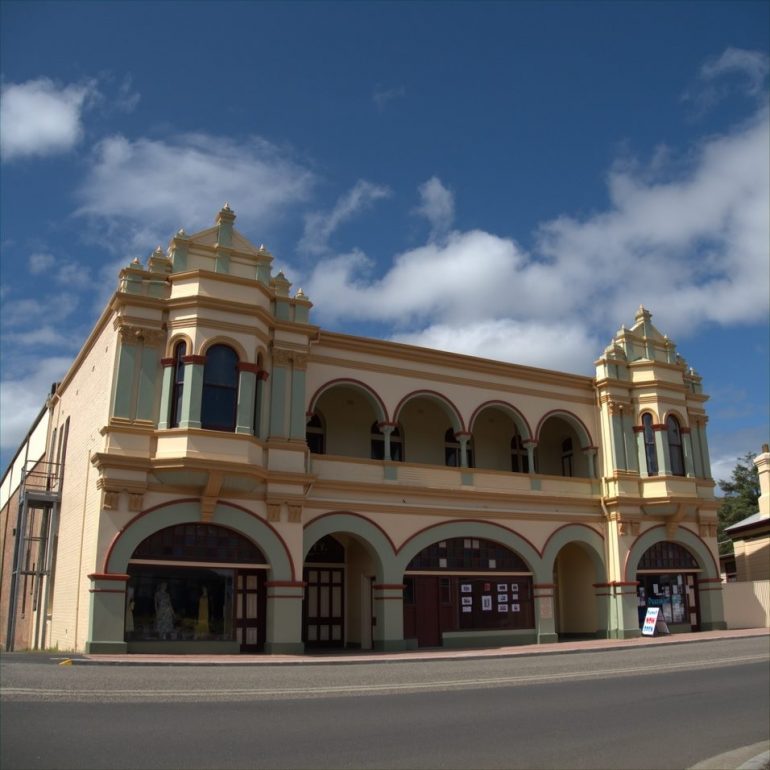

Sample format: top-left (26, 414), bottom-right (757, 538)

top-left (316, 330), bottom-right (596, 391)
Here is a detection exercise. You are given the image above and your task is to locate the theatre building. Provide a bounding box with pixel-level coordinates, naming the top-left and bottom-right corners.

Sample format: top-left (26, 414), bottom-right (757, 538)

top-left (0, 206), bottom-right (726, 654)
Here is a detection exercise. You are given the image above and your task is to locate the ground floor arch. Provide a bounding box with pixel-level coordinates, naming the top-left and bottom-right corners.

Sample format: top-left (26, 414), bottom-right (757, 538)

top-left (624, 526), bottom-right (725, 633)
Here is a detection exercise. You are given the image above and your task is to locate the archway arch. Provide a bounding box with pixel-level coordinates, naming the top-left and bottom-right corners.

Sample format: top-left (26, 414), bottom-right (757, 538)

top-left (307, 379), bottom-right (388, 424)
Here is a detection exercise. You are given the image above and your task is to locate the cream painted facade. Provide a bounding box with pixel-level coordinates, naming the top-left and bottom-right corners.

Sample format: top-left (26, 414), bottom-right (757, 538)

top-left (0, 206), bottom-right (726, 654)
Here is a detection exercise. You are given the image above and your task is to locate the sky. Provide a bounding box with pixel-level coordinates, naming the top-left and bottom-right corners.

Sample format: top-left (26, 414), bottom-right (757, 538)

top-left (1, 1), bottom-right (768, 483)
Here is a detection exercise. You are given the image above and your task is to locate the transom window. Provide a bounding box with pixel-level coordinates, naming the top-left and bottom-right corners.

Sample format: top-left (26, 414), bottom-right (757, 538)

top-left (638, 541), bottom-right (698, 571)
top-left (407, 537), bottom-right (529, 572)
top-left (131, 523), bottom-right (266, 564)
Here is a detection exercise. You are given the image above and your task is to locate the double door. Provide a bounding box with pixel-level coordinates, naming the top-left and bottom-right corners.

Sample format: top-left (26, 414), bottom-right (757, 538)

top-left (303, 566), bottom-right (344, 647)
top-left (234, 569), bottom-right (266, 652)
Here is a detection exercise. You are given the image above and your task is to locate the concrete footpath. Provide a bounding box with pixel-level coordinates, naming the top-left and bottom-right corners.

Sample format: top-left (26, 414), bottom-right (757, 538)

top-left (69, 625), bottom-right (769, 666)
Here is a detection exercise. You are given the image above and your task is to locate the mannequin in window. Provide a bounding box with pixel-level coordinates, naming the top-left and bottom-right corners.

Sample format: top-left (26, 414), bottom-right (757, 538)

top-left (154, 582), bottom-right (175, 639)
top-left (196, 587), bottom-right (210, 639)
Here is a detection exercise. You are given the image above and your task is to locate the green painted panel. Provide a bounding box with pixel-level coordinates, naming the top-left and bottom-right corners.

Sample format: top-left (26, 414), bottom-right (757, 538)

top-left (112, 342), bottom-right (137, 419)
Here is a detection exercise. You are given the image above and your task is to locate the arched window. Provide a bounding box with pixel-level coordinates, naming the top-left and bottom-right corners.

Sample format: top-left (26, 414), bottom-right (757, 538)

top-left (642, 413), bottom-right (658, 476)
top-left (561, 437), bottom-right (573, 477)
top-left (667, 415), bottom-right (685, 477)
top-left (306, 413), bottom-right (325, 454)
top-left (445, 428), bottom-right (460, 467)
top-left (201, 344), bottom-right (239, 432)
top-left (371, 421), bottom-right (385, 460)
top-left (169, 341), bottom-right (186, 428)
top-left (511, 433), bottom-right (529, 473)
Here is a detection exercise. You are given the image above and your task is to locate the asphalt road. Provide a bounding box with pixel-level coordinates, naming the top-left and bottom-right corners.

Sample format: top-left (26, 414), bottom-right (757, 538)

top-left (2, 636), bottom-right (768, 769)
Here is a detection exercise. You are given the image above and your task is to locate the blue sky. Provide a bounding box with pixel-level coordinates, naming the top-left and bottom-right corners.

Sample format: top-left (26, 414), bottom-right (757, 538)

top-left (1, 1), bottom-right (768, 481)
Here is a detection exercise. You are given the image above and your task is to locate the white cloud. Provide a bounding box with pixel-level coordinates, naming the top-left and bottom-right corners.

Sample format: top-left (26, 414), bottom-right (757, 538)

top-left (0, 78), bottom-right (97, 161)
top-left (28, 252), bottom-right (56, 274)
top-left (307, 101), bottom-right (769, 373)
top-left (299, 180), bottom-right (390, 255)
top-left (373, 85), bottom-right (406, 111)
top-left (701, 47), bottom-right (770, 96)
top-left (0, 355), bottom-right (72, 454)
top-left (76, 133), bottom-right (315, 251)
top-left (393, 320), bottom-right (599, 374)
top-left (414, 177), bottom-right (455, 240)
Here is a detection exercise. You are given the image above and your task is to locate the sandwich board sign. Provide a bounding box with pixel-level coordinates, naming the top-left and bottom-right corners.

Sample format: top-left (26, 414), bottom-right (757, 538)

top-left (642, 607), bottom-right (670, 636)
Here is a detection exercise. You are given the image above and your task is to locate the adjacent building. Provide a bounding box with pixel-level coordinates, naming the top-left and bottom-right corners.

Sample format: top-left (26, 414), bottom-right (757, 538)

top-left (0, 206), bottom-right (726, 655)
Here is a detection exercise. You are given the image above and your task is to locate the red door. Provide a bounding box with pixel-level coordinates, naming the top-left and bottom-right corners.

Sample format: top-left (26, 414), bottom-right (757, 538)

top-left (415, 576), bottom-right (441, 647)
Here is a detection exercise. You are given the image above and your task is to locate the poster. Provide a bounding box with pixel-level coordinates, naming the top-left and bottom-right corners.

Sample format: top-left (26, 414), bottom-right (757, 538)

top-left (461, 596), bottom-right (472, 606)
top-left (497, 583), bottom-right (508, 592)
top-left (497, 594), bottom-right (508, 603)
top-left (461, 583), bottom-right (472, 593)
top-left (511, 603), bottom-right (520, 612)
top-left (481, 595), bottom-right (492, 611)
top-left (462, 606), bottom-right (472, 613)
top-left (498, 604), bottom-right (509, 613)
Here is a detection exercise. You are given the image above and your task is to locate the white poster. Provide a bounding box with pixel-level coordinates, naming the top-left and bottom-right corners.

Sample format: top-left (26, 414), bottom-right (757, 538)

top-left (461, 583), bottom-right (472, 593)
top-left (462, 606), bottom-right (472, 613)
top-left (497, 594), bottom-right (508, 603)
top-left (498, 604), bottom-right (509, 613)
top-left (511, 603), bottom-right (520, 612)
top-left (481, 595), bottom-right (492, 611)
top-left (461, 596), bottom-right (472, 606)
top-left (497, 583), bottom-right (508, 592)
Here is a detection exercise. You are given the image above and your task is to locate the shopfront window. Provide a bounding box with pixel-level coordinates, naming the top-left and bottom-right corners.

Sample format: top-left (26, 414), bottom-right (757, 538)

top-left (126, 565), bottom-right (234, 641)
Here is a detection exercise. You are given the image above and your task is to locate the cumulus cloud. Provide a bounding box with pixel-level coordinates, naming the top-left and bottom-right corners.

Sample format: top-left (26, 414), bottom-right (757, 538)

top-left (414, 176), bottom-right (455, 241)
top-left (299, 180), bottom-right (390, 255)
top-left (0, 78), bottom-right (97, 161)
top-left (393, 320), bottom-right (599, 374)
top-left (28, 252), bottom-right (56, 274)
top-left (0, 355), bottom-right (72, 454)
top-left (307, 99), bottom-right (769, 373)
top-left (701, 47), bottom-right (770, 96)
top-left (76, 133), bottom-right (315, 251)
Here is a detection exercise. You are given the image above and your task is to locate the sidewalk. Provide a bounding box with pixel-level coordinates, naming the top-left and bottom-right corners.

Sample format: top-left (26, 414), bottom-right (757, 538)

top-left (70, 626), bottom-right (769, 666)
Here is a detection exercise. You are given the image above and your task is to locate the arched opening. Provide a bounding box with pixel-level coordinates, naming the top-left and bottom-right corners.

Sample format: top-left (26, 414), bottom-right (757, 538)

top-left (396, 394), bottom-right (462, 467)
top-left (302, 532), bottom-right (381, 650)
top-left (125, 523), bottom-right (269, 651)
top-left (635, 541), bottom-right (701, 631)
top-left (309, 384), bottom-right (382, 459)
top-left (553, 542), bottom-right (598, 638)
top-left (471, 405), bottom-right (529, 473)
top-left (536, 415), bottom-right (591, 477)
top-left (306, 412), bottom-right (325, 454)
top-left (403, 537), bottom-right (534, 647)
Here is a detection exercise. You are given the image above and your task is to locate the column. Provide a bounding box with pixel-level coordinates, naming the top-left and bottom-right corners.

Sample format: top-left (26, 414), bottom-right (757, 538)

top-left (85, 573), bottom-right (130, 654)
top-left (697, 419), bottom-right (713, 478)
top-left (255, 371), bottom-right (269, 439)
top-left (581, 447), bottom-right (598, 478)
top-left (235, 363), bottom-right (258, 435)
top-left (264, 581), bottom-right (305, 654)
top-left (179, 355), bottom-right (205, 430)
top-left (622, 413), bottom-right (639, 473)
top-left (289, 354), bottom-right (308, 440)
top-left (592, 583), bottom-right (611, 638)
top-left (372, 584), bottom-right (407, 652)
top-left (136, 343), bottom-right (160, 422)
top-left (379, 423), bottom-right (395, 460)
top-left (157, 358), bottom-right (175, 430)
top-left (111, 341), bottom-right (137, 419)
top-left (456, 432), bottom-right (471, 468)
top-left (523, 439), bottom-right (537, 473)
top-left (533, 583), bottom-right (557, 643)
top-left (697, 578), bottom-right (727, 631)
top-left (610, 582), bottom-right (642, 639)
top-left (633, 427), bottom-right (649, 477)
top-left (610, 409), bottom-right (626, 471)
top-left (269, 350), bottom-right (291, 439)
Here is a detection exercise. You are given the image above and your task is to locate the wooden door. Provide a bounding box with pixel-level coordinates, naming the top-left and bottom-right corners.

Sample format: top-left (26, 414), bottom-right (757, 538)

top-left (415, 576), bottom-right (441, 647)
top-left (304, 567), bottom-right (344, 647)
top-left (235, 570), bottom-right (265, 652)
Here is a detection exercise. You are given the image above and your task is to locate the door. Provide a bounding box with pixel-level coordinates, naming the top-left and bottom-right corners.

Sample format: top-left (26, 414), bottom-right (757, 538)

top-left (304, 567), bottom-right (344, 647)
top-left (235, 569), bottom-right (265, 652)
top-left (415, 576), bottom-right (441, 647)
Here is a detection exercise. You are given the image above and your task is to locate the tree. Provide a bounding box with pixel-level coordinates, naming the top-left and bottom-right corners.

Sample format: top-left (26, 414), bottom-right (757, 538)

top-left (717, 452), bottom-right (760, 555)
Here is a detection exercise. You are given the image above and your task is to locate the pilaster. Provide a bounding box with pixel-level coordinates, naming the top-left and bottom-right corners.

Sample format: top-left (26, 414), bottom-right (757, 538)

top-left (179, 355), bottom-right (205, 430)
top-left (372, 584), bottom-right (407, 652)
